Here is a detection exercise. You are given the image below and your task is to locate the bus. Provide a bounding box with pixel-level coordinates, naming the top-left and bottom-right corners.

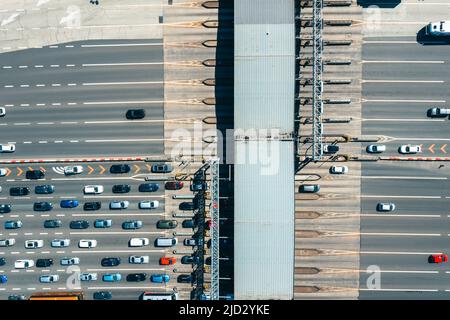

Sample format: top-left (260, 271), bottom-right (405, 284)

top-left (29, 291), bottom-right (84, 300)
top-left (140, 291), bottom-right (179, 300)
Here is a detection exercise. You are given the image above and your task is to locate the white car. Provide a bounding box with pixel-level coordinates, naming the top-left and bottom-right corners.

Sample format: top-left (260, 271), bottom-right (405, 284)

top-left (79, 239), bottom-right (97, 248)
top-left (64, 165), bottom-right (83, 175)
top-left (366, 145), bottom-right (386, 153)
top-left (0, 144), bottom-right (15, 153)
top-left (0, 238), bottom-right (15, 247)
top-left (0, 168), bottom-right (7, 177)
top-left (129, 238), bottom-right (150, 247)
top-left (79, 273), bottom-right (98, 281)
top-left (40, 275), bottom-right (59, 283)
top-left (60, 257), bottom-right (80, 265)
top-left (14, 259), bottom-right (34, 269)
top-left (110, 200), bottom-right (129, 210)
top-left (83, 185), bottom-right (104, 194)
top-left (51, 239), bottom-right (70, 248)
top-left (0, 108), bottom-right (5, 117)
top-left (377, 203), bottom-right (396, 212)
top-left (129, 255), bottom-right (150, 264)
top-left (24, 240), bottom-right (44, 249)
top-left (138, 200), bottom-right (159, 209)
top-left (330, 166), bottom-right (348, 174)
top-left (399, 145), bottom-right (422, 154)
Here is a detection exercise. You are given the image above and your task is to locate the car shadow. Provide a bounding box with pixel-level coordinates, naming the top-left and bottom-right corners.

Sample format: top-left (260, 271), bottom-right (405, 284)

top-left (417, 26), bottom-right (450, 45)
top-left (357, 0), bottom-right (401, 8)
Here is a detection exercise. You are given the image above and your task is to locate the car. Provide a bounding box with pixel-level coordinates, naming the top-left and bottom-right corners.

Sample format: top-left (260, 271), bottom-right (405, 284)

top-left (138, 200), bottom-right (159, 209)
top-left (399, 145), bottom-right (422, 154)
top-left (129, 255), bottom-right (150, 264)
top-left (25, 240), bottom-right (44, 249)
top-left (366, 144), bottom-right (386, 153)
top-left (94, 219), bottom-right (112, 228)
top-left (79, 240), bottom-right (97, 248)
top-left (151, 164), bottom-right (173, 173)
top-left (0, 258), bottom-right (5, 266)
top-left (0, 168), bottom-right (7, 177)
top-left (51, 239), bottom-right (70, 248)
top-left (0, 144), bottom-right (15, 153)
top-left (36, 259), bottom-right (53, 268)
top-left (33, 202), bottom-right (52, 211)
top-left (159, 257), bottom-right (176, 265)
top-left (110, 201), bottom-right (129, 210)
top-left (426, 21), bottom-right (450, 36)
top-left (177, 274), bottom-right (194, 284)
top-left (40, 275), bottom-right (59, 283)
top-left (101, 257), bottom-right (121, 267)
top-left (14, 259), bottom-right (34, 269)
top-left (205, 220), bottom-right (213, 230)
top-left (35, 185), bottom-right (55, 194)
top-left (181, 255), bottom-right (200, 265)
top-left (0, 275), bottom-right (7, 284)
top-left (179, 202), bottom-right (196, 211)
top-left (0, 108), bottom-right (5, 117)
top-left (126, 109), bottom-right (146, 119)
top-left (84, 201), bottom-right (101, 211)
top-left (8, 295), bottom-right (27, 300)
top-left (93, 291), bottom-right (112, 300)
top-left (376, 203), bottom-right (396, 212)
top-left (330, 166), bottom-right (349, 174)
top-left (428, 107), bottom-right (450, 117)
top-left (323, 144), bottom-right (339, 154)
top-left (25, 170), bottom-right (44, 180)
top-left (60, 200), bottom-right (78, 208)
top-left (83, 185), bottom-right (104, 194)
top-left (122, 220), bottom-right (143, 230)
top-left (112, 184), bottom-right (131, 193)
top-left (102, 273), bottom-right (122, 282)
top-left (182, 219), bottom-right (195, 229)
top-left (9, 187), bottom-right (30, 196)
top-left (44, 219), bottom-right (62, 228)
top-left (190, 182), bottom-right (207, 192)
top-left (156, 220), bottom-right (177, 229)
top-left (129, 238), bottom-right (149, 247)
top-left (79, 273), bottom-right (98, 281)
top-left (150, 274), bottom-right (169, 283)
top-left (165, 181), bottom-right (184, 190)
top-left (126, 273), bottom-right (147, 282)
top-left (60, 257), bottom-right (80, 265)
top-left (70, 220), bottom-right (90, 229)
top-left (109, 164), bottom-right (130, 174)
top-left (0, 204), bottom-right (12, 213)
top-left (4, 220), bottom-right (22, 229)
top-left (0, 238), bottom-right (15, 247)
top-left (184, 238), bottom-right (197, 246)
top-left (138, 183), bottom-right (159, 192)
top-left (299, 184), bottom-right (320, 193)
top-left (64, 165), bottom-right (83, 175)
top-left (429, 254), bottom-right (448, 264)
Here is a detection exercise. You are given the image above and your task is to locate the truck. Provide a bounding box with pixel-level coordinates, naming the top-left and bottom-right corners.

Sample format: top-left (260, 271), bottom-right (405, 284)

top-left (425, 21), bottom-right (450, 36)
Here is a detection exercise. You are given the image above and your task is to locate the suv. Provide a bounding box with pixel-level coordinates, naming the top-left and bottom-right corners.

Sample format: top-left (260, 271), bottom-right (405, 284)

top-left (84, 202), bottom-right (101, 211)
top-left (70, 220), bottom-right (90, 229)
top-left (138, 183), bottom-right (159, 192)
top-left (181, 255), bottom-right (200, 265)
top-left (109, 164), bottom-right (130, 174)
top-left (35, 185), bottom-right (55, 194)
top-left (25, 170), bottom-right (45, 180)
top-left (126, 109), bottom-right (146, 119)
top-left (156, 220), bottom-right (177, 229)
top-left (0, 204), bottom-right (11, 214)
top-left (9, 187), bottom-right (30, 196)
top-left (182, 219), bottom-right (195, 228)
top-left (428, 107), bottom-right (450, 117)
top-left (112, 184), bottom-right (131, 193)
top-left (122, 220), bottom-right (143, 230)
top-left (126, 273), bottom-right (147, 282)
top-left (151, 164), bottom-right (173, 173)
top-left (83, 185), bottom-right (104, 194)
top-left (44, 220), bottom-right (62, 228)
top-left (177, 274), bottom-right (194, 284)
top-left (34, 202), bottom-right (53, 211)
top-left (179, 202), bottom-right (196, 211)
top-left (36, 259), bottom-right (53, 268)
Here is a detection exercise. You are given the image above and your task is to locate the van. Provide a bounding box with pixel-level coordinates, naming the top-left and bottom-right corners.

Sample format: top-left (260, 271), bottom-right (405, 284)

top-left (155, 237), bottom-right (178, 247)
top-left (299, 184), bottom-right (320, 193)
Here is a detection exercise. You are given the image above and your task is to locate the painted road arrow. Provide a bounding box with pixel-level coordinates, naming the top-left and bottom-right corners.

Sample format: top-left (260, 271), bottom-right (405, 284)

top-left (17, 167), bottom-right (23, 176)
top-left (441, 144), bottom-right (447, 154)
top-left (134, 165), bottom-right (140, 174)
top-left (99, 165), bottom-right (106, 175)
top-left (88, 165), bottom-right (94, 175)
top-left (5, 168), bottom-right (11, 177)
top-left (429, 144), bottom-right (435, 154)
top-left (146, 164), bottom-right (152, 172)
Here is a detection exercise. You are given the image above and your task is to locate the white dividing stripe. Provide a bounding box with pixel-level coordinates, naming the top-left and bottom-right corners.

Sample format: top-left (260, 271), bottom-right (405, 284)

top-left (87, 286), bottom-right (166, 290)
top-left (361, 251), bottom-right (441, 255)
top-left (361, 195), bottom-right (441, 199)
top-left (71, 250), bottom-right (165, 254)
top-left (362, 119), bottom-right (445, 122)
top-left (85, 138), bottom-right (164, 143)
top-left (362, 270), bottom-right (438, 274)
top-left (362, 60), bottom-right (445, 64)
top-left (82, 62), bottom-right (163, 67)
top-left (82, 81), bottom-right (163, 86)
top-left (362, 99), bottom-right (446, 103)
top-left (83, 100), bottom-right (163, 105)
top-left (360, 288), bottom-right (438, 292)
top-left (361, 214), bottom-right (441, 218)
top-left (361, 232), bottom-right (440, 237)
top-left (84, 120), bottom-right (163, 124)
top-left (69, 231), bottom-right (164, 235)
top-left (362, 80), bottom-right (445, 84)
top-left (81, 43), bottom-right (163, 48)
top-left (362, 176), bottom-right (446, 180)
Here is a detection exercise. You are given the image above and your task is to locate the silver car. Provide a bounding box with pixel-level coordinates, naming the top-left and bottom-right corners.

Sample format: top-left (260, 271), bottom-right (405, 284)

top-left (60, 257), bottom-right (80, 265)
top-left (51, 239), bottom-right (70, 248)
top-left (109, 201), bottom-right (129, 210)
top-left (366, 145), bottom-right (386, 153)
top-left (40, 275), bottom-right (59, 283)
top-left (79, 273), bottom-right (98, 281)
top-left (377, 203), bottom-right (396, 212)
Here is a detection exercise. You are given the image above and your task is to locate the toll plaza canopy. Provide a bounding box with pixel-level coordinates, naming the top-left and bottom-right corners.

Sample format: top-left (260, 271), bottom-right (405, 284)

top-left (233, 0), bottom-right (295, 300)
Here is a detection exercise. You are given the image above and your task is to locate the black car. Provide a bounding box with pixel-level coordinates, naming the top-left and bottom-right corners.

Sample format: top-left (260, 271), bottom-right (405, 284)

top-left (181, 255), bottom-right (199, 265)
top-left (35, 185), bottom-right (55, 194)
top-left (84, 202), bottom-right (101, 211)
top-left (177, 274), bottom-right (195, 284)
top-left (110, 164), bottom-right (131, 174)
top-left (182, 219), bottom-right (195, 228)
top-left (190, 182), bottom-right (207, 192)
top-left (44, 219), bottom-right (62, 228)
top-left (0, 204), bottom-right (12, 213)
top-left (138, 183), bottom-right (159, 192)
top-left (8, 295), bottom-right (26, 300)
top-left (126, 109), bottom-right (145, 120)
top-left (25, 170), bottom-right (45, 180)
top-left (93, 291), bottom-right (112, 300)
top-left (101, 257), bottom-right (121, 267)
top-left (33, 202), bottom-right (53, 211)
top-left (70, 220), bottom-right (89, 229)
top-left (126, 273), bottom-right (147, 282)
top-left (10, 187), bottom-right (30, 196)
top-left (179, 202), bottom-right (196, 211)
top-left (0, 257), bottom-right (5, 266)
top-left (112, 184), bottom-right (131, 193)
top-left (36, 258), bottom-right (53, 268)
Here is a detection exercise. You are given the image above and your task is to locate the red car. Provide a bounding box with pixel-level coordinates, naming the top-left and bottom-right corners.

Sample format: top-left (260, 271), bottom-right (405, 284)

top-left (205, 220), bottom-right (212, 230)
top-left (165, 181), bottom-right (184, 190)
top-left (159, 257), bottom-right (176, 265)
top-left (429, 254), bottom-right (448, 263)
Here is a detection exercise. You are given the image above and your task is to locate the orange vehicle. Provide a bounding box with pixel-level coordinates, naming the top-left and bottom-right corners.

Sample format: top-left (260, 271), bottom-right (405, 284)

top-left (29, 291), bottom-right (84, 300)
top-left (159, 257), bottom-right (176, 265)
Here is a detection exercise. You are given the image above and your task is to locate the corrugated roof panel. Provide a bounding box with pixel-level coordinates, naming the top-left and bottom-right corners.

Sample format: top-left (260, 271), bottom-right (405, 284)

top-left (235, 0), bottom-right (294, 25)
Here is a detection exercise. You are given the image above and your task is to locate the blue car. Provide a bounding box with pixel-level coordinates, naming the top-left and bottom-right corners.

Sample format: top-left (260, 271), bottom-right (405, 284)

top-left (0, 275), bottom-right (7, 284)
top-left (4, 220), bottom-right (22, 229)
top-left (102, 273), bottom-right (122, 282)
top-left (60, 200), bottom-right (79, 208)
top-left (150, 274), bottom-right (170, 283)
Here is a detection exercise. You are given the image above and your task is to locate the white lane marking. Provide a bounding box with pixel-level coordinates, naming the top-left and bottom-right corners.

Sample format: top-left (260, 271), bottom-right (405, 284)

top-left (81, 43), bottom-right (163, 48)
top-left (393, 138), bottom-right (450, 141)
top-left (361, 251), bottom-right (440, 255)
top-left (362, 119), bottom-right (446, 122)
top-left (34, 65), bottom-right (44, 68)
top-left (87, 286), bottom-right (166, 290)
top-left (2, 66), bottom-right (12, 69)
top-left (18, 65), bottom-right (28, 68)
top-left (84, 120), bottom-right (163, 124)
top-left (71, 250), bottom-right (165, 254)
top-left (51, 84), bottom-right (61, 87)
top-left (361, 195), bottom-right (441, 199)
top-left (37, 122), bottom-right (54, 125)
top-left (36, 84), bottom-right (45, 87)
top-left (24, 233), bottom-right (33, 236)
top-left (362, 99), bottom-right (446, 103)
top-left (20, 85), bottom-right (30, 87)
top-left (363, 41), bottom-right (418, 44)
top-left (27, 288), bottom-right (36, 290)
top-left (19, 104), bottom-right (30, 107)
top-left (39, 233), bottom-right (48, 235)
top-left (361, 214), bottom-right (441, 218)
top-left (362, 176), bottom-right (446, 180)
top-left (83, 195), bottom-right (164, 199)
top-left (50, 65), bottom-right (59, 67)
top-left (85, 138), bottom-right (164, 143)
top-left (82, 62), bottom-right (164, 67)
top-left (61, 122), bottom-right (77, 124)
top-left (51, 177), bottom-right (140, 181)
top-left (66, 64), bottom-right (76, 67)
top-left (68, 83), bottom-right (77, 86)
top-left (362, 60), bottom-right (445, 64)
top-left (38, 141), bottom-right (48, 144)
top-left (69, 231), bottom-right (164, 235)
top-left (69, 140), bottom-right (79, 143)
top-left (361, 232), bottom-right (441, 237)
top-left (54, 141), bottom-right (63, 143)
top-left (4, 85), bottom-right (14, 88)
top-left (83, 100), bottom-right (163, 105)
top-left (362, 80), bottom-right (445, 84)
top-left (36, 103), bottom-right (46, 106)
top-left (87, 268), bottom-right (164, 272)
top-left (51, 103), bottom-right (61, 106)
top-left (67, 103), bottom-right (77, 105)
top-left (361, 270), bottom-right (438, 274)
top-left (360, 288), bottom-right (438, 292)
top-left (72, 213), bottom-right (163, 217)
top-left (14, 123), bottom-right (31, 125)
top-left (82, 81), bottom-right (163, 86)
